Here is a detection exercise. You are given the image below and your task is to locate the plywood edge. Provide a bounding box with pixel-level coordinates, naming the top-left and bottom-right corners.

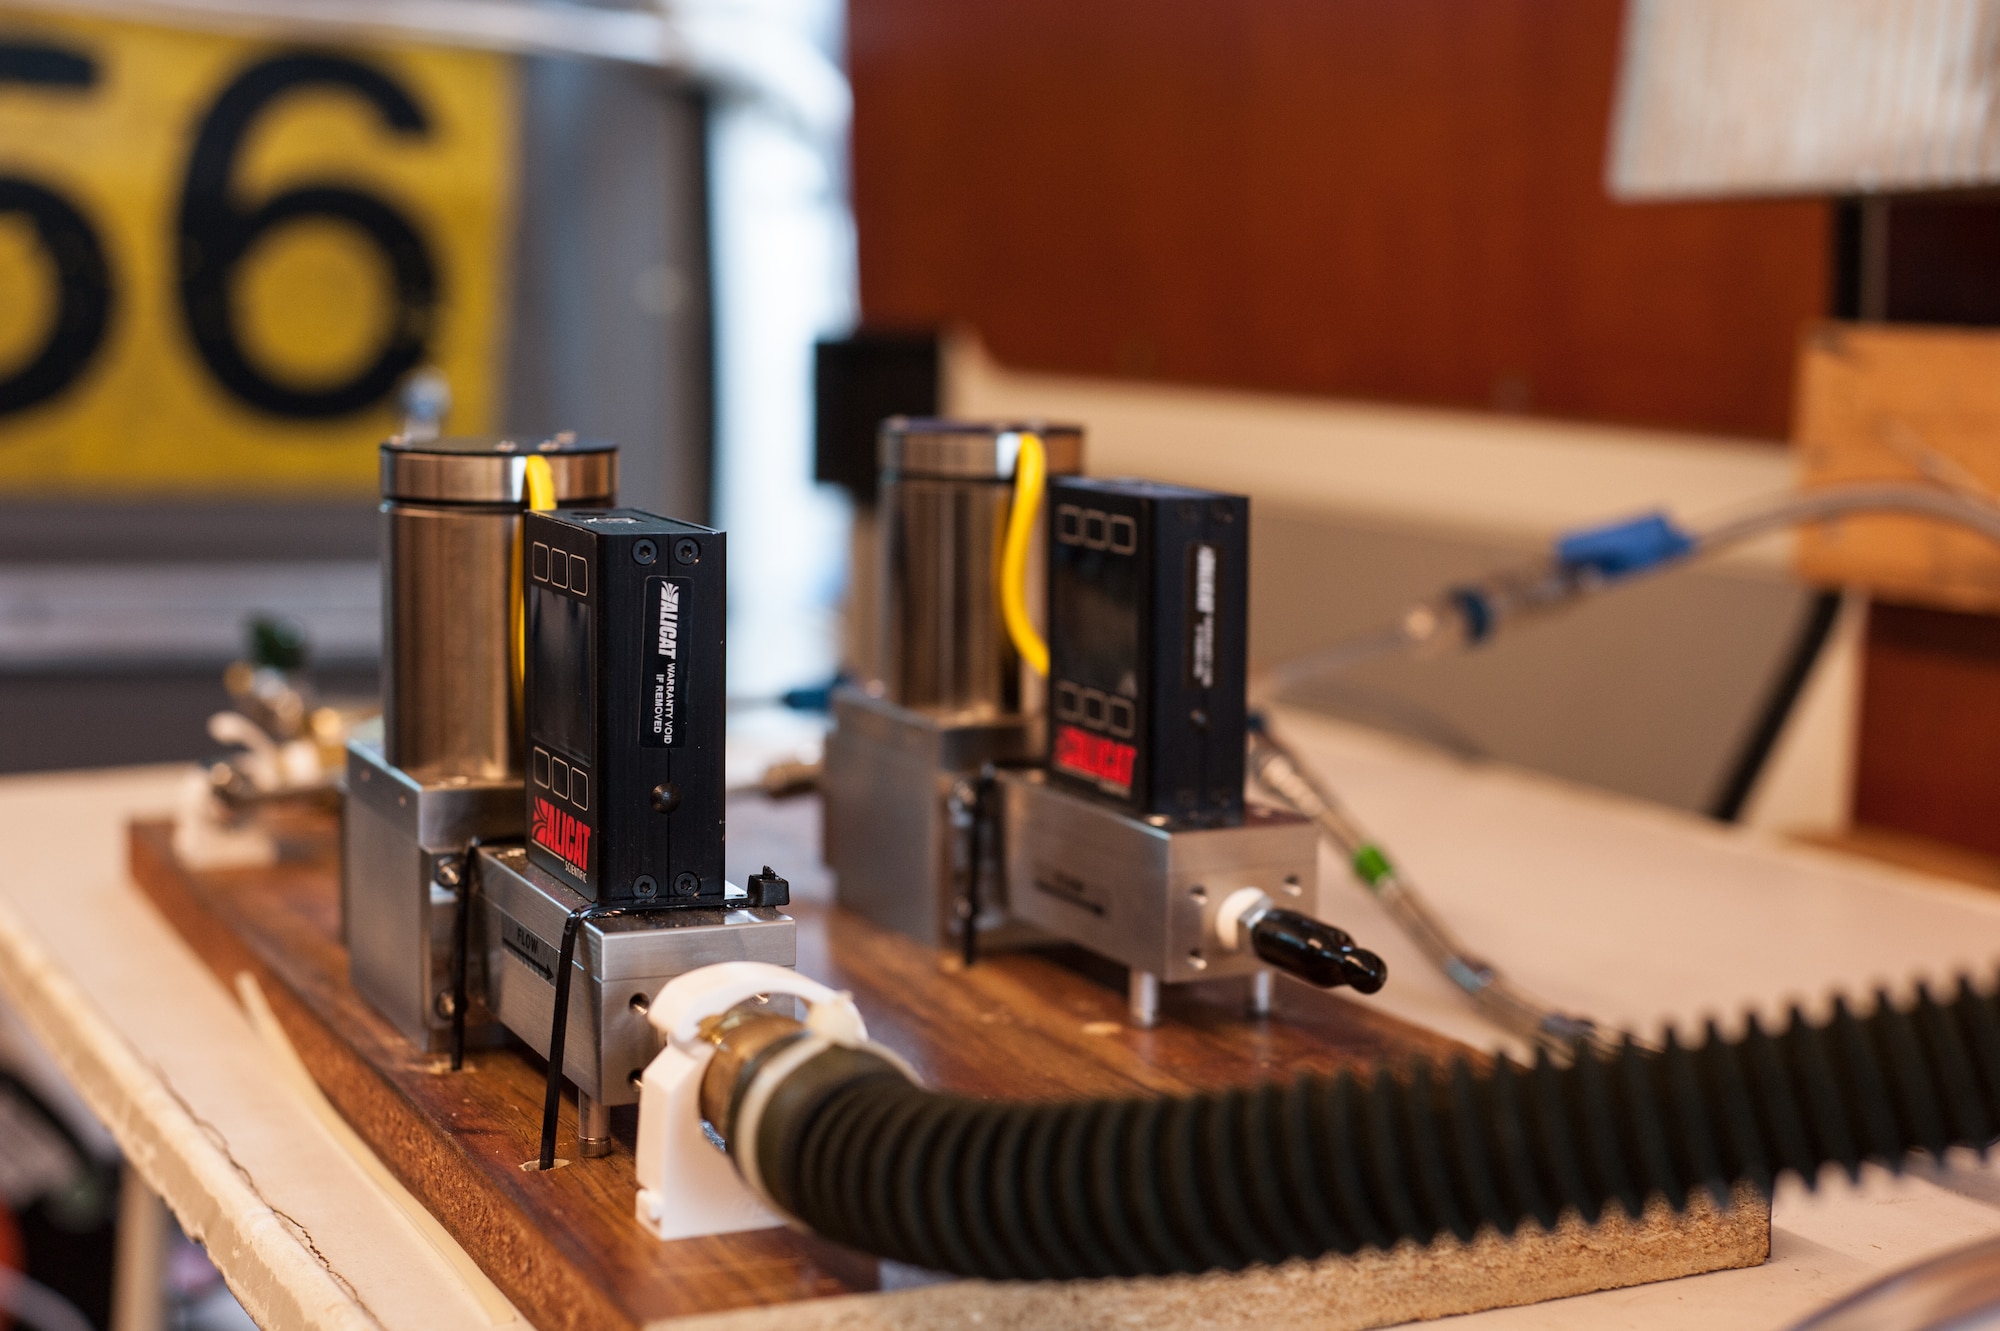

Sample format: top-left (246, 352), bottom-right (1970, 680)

top-left (125, 823), bottom-right (640, 1331)
top-left (0, 877), bottom-right (382, 1331)
top-left (659, 1180), bottom-right (1767, 1329)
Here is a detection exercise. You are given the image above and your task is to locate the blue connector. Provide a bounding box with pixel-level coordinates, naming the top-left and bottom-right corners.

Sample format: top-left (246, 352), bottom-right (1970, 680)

top-left (1554, 511), bottom-right (1694, 580)
top-left (1448, 586), bottom-right (1495, 643)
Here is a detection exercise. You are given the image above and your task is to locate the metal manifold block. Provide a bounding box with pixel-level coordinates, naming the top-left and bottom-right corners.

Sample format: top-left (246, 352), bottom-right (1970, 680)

top-left (342, 731), bottom-right (517, 1051)
top-left (997, 768), bottom-right (1322, 1027)
top-left (475, 845), bottom-right (795, 1130)
top-left (822, 685), bottom-right (1038, 949)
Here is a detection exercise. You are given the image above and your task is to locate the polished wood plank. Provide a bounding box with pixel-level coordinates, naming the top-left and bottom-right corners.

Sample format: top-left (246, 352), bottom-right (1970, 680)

top-left (129, 804), bottom-right (1760, 1329)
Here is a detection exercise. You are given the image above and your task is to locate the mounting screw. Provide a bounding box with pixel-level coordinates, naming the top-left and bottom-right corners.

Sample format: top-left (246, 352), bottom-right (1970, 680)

top-left (1189, 884), bottom-right (1207, 903)
top-left (435, 856), bottom-right (463, 889)
top-left (650, 782), bottom-right (681, 814)
top-left (673, 537), bottom-right (700, 565)
top-left (672, 871), bottom-right (700, 897)
top-left (433, 990), bottom-right (458, 1019)
top-left (633, 539), bottom-right (658, 565)
top-left (634, 875), bottom-right (658, 899)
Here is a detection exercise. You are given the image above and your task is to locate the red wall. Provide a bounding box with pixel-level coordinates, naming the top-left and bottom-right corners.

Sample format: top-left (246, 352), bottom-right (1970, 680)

top-left (849, 0), bottom-right (1829, 439)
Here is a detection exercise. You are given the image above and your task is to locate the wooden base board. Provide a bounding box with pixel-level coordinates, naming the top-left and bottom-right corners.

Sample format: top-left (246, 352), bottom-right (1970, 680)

top-left (678, 1186), bottom-right (1767, 1331)
top-left (127, 815), bottom-right (1767, 1330)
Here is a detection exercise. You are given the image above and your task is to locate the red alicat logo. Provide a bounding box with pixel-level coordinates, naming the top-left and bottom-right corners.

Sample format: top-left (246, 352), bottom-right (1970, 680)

top-left (531, 796), bottom-right (591, 872)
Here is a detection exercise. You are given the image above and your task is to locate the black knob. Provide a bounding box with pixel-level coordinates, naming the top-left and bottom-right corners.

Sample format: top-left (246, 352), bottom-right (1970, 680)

top-left (1249, 909), bottom-right (1388, 994)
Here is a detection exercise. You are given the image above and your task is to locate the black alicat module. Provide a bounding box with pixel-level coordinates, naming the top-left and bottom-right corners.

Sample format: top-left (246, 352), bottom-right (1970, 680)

top-left (523, 508), bottom-right (726, 905)
top-left (1045, 477), bottom-right (1249, 825)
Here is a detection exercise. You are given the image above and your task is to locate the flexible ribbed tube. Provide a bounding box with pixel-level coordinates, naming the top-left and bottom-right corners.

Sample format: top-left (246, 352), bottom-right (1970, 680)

top-left (747, 976), bottom-right (2000, 1280)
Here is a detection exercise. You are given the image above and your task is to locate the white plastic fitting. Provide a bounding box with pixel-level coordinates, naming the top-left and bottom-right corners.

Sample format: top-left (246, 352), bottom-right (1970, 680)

top-left (1212, 886), bottom-right (1273, 954)
top-left (632, 961), bottom-right (868, 1241)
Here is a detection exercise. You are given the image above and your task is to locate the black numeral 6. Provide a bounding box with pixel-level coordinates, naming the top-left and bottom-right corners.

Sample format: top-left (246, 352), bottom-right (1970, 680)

top-left (175, 52), bottom-right (440, 419)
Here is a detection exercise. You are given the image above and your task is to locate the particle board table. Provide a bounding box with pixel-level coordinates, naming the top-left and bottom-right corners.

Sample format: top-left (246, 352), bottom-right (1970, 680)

top-left (5, 710), bottom-right (2000, 1330)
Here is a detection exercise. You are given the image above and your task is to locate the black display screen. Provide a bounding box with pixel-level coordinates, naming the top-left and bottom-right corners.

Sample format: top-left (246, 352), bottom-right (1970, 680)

top-left (529, 584), bottom-right (593, 762)
top-left (1052, 538), bottom-right (1139, 697)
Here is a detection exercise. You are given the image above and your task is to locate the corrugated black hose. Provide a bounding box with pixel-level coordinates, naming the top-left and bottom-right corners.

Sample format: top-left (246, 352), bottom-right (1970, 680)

top-left (725, 976), bottom-right (2000, 1280)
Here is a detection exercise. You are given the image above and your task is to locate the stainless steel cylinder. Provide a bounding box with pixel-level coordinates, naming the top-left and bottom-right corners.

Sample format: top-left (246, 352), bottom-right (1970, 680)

top-left (877, 419), bottom-right (1084, 713)
top-left (381, 436), bottom-right (617, 779)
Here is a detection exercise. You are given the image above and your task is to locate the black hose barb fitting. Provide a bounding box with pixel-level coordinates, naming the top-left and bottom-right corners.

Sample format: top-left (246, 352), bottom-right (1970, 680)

top-left (719, 975), bottom-right (2000, 1281)
top-left (1249, 908), bottom-right (1387, 993)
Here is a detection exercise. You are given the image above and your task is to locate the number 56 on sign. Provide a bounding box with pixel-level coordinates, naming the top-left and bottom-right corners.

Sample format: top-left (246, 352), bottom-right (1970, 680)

top-left (0, 11), bottom-right (512, 495)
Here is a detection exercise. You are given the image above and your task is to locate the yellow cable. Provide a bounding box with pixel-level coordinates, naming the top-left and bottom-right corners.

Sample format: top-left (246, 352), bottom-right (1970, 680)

top-left (514, 455), bottom-right (559, 689)
top-left (523, 453), bottom-right (557, 511)
top-left (999, 431), bottom-right (1049, 676)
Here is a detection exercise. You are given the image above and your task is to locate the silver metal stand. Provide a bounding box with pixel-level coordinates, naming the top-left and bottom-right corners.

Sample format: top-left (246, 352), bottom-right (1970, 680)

top-left (1127, 970), bottom-right (1161, 1028)
top-left (576, 1092), bottom-right (613, 1158)
top-left (1250, 968), bottom-right (1275, 1017)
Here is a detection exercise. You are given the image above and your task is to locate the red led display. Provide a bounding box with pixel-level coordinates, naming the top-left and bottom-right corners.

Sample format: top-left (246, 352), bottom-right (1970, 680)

top-left (1052, 723), bottom-right (1136, 793)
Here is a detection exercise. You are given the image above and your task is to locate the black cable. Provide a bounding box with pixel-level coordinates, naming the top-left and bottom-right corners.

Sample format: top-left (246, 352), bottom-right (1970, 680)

top-left (1709, 589), bottom-right (1843, 822)
top-left (741, 972), bottom-right (2000, 1280)
top-left (959, 783), bottom-right (982, 970)
top-left (448, 839), bottom-right (492, 1072)
top-left (537, 904), bottom-right (600, 1171)
top-left (534, 898), bottom-right (687, 1168)
top-left (960, 768), bottom-right (1000, 970)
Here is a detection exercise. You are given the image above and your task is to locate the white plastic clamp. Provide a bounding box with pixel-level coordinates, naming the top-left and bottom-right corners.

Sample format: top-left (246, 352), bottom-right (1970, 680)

top-left (632, 961), bottom-right (867, 1241)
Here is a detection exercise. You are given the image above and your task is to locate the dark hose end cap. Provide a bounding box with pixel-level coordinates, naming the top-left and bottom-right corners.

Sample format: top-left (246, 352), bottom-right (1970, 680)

top-left (1250, 909), bottom-right (1388, 995)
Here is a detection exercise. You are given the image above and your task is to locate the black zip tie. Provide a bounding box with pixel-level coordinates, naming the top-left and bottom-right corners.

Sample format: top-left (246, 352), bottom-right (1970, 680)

top-left (538, 903), bottom-right (601, 1170)
top-left (448, 838), bottom-right (490, 1072)
top-left (962, 769), bottom-right (1000, 969)
top-left (535, 899), bottom-right (688, 1169)
top-left (959, 761), bottom-right (1024, 969)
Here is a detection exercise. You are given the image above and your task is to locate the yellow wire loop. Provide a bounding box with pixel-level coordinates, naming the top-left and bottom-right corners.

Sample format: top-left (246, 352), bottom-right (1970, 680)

top-left (999, 431), bottom-right (1050, 677)
top-left (514, 455), bottom-right (560, 689)
top-left (523, 453), bottom-right (557, 512)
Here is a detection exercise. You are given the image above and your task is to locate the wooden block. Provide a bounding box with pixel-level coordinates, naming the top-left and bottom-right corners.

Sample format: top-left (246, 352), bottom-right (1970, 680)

top-left (1795, 321), bottom-right (2000, 612)
top-left (127, 814), bottom-right (1768, 1331)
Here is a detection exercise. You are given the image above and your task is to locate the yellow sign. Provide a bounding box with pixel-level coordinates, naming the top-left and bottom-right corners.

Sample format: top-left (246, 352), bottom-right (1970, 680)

top-left (0, 11), bottom-right (513, 495)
